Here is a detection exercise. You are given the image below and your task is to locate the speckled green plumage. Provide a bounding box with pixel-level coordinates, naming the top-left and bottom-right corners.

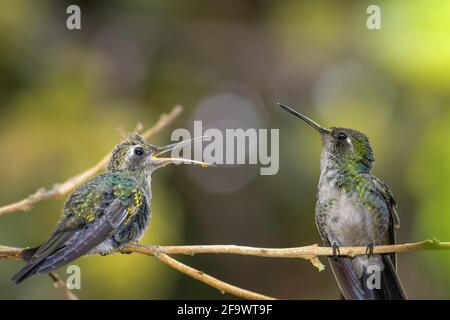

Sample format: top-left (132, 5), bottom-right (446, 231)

top-left (62, 171), bottom-right (148, 228)
top-left (12, 134), bottom-right (155, 283)
top-left (278, 104), bottom-right (406, 299)
top-left (315, 127), bottom-right (405, 299)
top-left (13, 132), bottom-right (207, 283)
top-left (335, 161), bottom-right (396, 219)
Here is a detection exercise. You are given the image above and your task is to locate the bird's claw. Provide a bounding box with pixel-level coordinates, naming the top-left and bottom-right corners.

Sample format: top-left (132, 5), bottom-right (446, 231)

top-left (365, 242), bottom-right (374, 258)
top-left (332, 243), bottom-right (341, 261)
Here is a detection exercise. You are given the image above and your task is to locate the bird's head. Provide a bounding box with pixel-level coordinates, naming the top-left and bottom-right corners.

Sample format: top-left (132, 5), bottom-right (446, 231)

top-left (107, 133), bottom-right (210, 172)
top-left (278, 103), bottom-right (374, 172)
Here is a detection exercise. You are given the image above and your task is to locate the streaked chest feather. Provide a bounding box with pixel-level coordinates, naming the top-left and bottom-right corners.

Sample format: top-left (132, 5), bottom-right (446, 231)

top-left (316, 174), bottom-right (387, 246)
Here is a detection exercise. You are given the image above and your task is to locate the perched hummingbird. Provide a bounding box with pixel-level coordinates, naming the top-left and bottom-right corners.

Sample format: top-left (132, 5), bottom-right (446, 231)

top-left (278, 103), bottom-right (406, 300)
top-left (12, 133), bottom-right (209, 283)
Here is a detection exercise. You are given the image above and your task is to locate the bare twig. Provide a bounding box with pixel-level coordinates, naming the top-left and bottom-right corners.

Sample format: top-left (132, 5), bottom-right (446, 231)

top-left (158, 243), bottom-right (326, 270)
top-left (48, 272), bottom-right (79, 300)
top-left (1, 244), bottom-right (274, 300)
top-left (0, 105), bottom-right (183, 217)
top-left (0, 245), bottom-right (21, 259)
top-left (119, 239), bottom-right (450, 272)
top-left (3, 240), bottom-right (447, 263)
top-left (154, 239), bottom-right (450, 258)
top-left (2, 239), bottom-right (448, 299)
top-left (121, 244), bottom-right (274, 300)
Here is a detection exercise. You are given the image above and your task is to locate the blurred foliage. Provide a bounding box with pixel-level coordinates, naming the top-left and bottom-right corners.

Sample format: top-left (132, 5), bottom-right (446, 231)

top-left (0, 0), bottom-right (449, 299)
top-left (407, 111), bottom-right (450, 293)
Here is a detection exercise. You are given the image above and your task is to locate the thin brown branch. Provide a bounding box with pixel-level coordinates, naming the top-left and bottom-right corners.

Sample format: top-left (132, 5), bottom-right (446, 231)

top-left (153, 239), bottom-right (450, 271)
top-left (121, 244), bottom-right (275, 300)
top-left (157, 239), bottom-right (450, 257)
top-left (0, 245), bottom-right (21, 259)
top-left (48, 272), bottom-right (79, 300)
top-left (2, 239), bottom-right (448, 263)
top-left (0, 105), bottom-right (183, 217)
top-left (1, 244), bottom-right (274, 300)
top-left (159, 243), bottom-right (326, 270)
top-left (2, 239), bottom-right (448, 299)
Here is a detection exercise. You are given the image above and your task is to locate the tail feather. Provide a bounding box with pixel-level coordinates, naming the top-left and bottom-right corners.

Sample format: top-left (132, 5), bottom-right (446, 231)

top-left (330, 255), bottom-right (407, 300)
top-left (329, 257), bottom-right (374, 300)
top-left (11, 261), bottom-right (41, 284)
top-left (381, 255), bottom-right (407, 300)
top-left (11, 246), bottom-right (44, 283)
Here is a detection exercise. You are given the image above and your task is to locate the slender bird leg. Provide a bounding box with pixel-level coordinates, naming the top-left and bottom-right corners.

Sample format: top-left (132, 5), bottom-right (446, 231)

top-left (365, 242), bottom-right (374, 258)
top-left (332, 243), bottom-right (341, 261)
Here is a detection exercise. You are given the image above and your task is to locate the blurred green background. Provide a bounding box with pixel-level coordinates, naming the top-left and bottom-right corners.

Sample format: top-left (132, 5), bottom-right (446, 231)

top-left (0, 0), bottom-right (449, 299)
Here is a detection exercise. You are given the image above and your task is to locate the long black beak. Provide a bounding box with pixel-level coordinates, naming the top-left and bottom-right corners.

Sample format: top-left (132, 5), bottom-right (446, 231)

top-left (153, 136), bottom-right (208, 156)
top-left (152, 136), bottom-right (211, 168)
top-left (277, 103), bottom-right (330, 135)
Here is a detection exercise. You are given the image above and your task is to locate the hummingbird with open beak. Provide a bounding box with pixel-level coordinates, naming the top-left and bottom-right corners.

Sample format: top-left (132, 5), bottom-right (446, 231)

top-left (12, 133), bottom-right (209, 283)
top-left (278, 103), bottom-right (406, 300)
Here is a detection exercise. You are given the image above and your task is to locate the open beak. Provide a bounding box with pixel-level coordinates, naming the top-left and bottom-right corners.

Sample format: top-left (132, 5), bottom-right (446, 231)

top-left (151, 136), bottom-right (211, 168)
top-left (277, 103), bottom-right (330, 135)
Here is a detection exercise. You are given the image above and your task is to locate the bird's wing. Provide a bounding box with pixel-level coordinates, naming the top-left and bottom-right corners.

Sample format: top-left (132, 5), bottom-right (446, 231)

top-left (370, 176), bottom-right (400, 228)
top-left (380, 255), bottom-right (407, 299)
top-left (369, 176), bottom-right (399, 266)
top-left (369, 177), bottom-right (406, 298)
top-left (12, 173), bottom-right (144, 283)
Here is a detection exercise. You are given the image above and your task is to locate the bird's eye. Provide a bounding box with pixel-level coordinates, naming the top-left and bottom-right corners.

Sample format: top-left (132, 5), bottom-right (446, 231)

top-left (337, 132), bottom-right (347, 141)
top-left (134, 147), bottom-right (145, 156)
